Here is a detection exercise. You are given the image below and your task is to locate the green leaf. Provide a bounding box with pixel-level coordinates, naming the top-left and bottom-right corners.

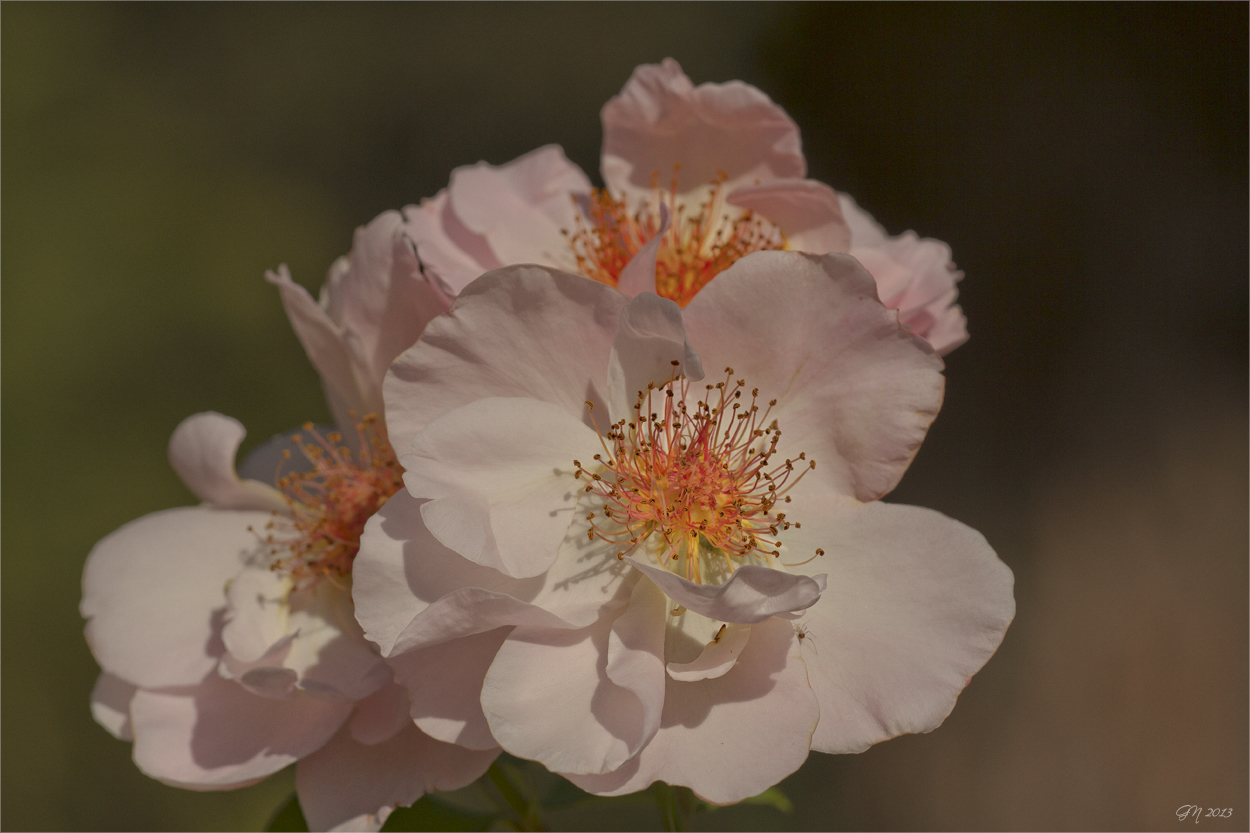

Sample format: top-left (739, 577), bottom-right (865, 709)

top-left (265, 794), bottom-right (308, 832)
top-left (740, 786), bottom-right (793, 814)
top-left (381, 795), bottom-right (498, 832)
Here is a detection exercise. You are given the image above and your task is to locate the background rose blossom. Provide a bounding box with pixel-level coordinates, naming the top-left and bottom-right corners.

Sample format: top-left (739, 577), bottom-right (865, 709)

top-left (4, 4), bottom-right (1245, 831)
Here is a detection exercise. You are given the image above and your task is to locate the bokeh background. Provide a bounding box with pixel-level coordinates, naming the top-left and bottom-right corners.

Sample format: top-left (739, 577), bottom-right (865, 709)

top-left (3, 3), bottom-right (1246, 831)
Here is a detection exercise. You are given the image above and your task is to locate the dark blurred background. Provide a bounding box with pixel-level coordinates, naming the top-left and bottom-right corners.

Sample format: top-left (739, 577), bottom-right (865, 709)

top-left (3, 3), bottom-right (1246, 830)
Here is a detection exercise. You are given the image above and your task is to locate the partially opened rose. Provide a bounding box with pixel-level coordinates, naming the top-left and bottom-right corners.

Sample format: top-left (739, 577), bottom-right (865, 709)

top-left (403, 58), bottom-right (967, 353)
top-left (353, 250), bottom-right (1013, 803)
top-left (81, 211), bottom-right (496, 832)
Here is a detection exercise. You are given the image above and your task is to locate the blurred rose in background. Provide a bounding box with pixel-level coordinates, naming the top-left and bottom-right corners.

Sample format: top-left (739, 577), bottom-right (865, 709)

top-left (3, 4), bottom-right (1245, 830)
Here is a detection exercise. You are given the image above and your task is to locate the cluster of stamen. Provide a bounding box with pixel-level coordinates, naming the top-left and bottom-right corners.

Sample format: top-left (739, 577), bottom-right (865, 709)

top-left (573, 365), bottom-right (823, 584)
top-left (564, 169), bottom-right (786, 307)
top-left (254, 414), bottom-right (404, 589)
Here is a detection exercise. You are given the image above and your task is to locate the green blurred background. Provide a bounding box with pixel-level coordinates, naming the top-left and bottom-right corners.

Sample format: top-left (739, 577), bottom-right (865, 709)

top-left (3, 3), bottom-right (1246, 830)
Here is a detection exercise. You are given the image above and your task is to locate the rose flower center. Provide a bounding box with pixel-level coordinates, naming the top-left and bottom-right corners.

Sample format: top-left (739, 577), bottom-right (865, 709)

top-left (574, 367), bottom-right (822, 585)
top-left (565, 172), bottom-right (786, 307)
top-left (257, 414), bottom-right (404, 589)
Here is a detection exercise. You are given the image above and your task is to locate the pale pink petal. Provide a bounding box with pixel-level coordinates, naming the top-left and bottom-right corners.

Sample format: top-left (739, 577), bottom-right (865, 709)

top-left (448, 144), bottom-right (590, 272)
top-left (606, 290), bottom-right (704, 421)
top-left (605, 577), bottom-right (668, 757)
top-left (615, 202), bottom-right (670, 298)
top-left (168, 413), bottom-right (287, 513)
top-left (481, 613), bottom-right (646, 776)
top-left (348, 680), bottom-right (414, 746)
top-left (319, 210), bottom-right (452, 400)
top-left (566, 618), bottom-right (818, 804)
top-left (222, 567), bottom-right (292, 664)
top-left (354, 492), bottom-right (599, 657)
top-left (130, 673), bottom-right (352, 790)
top-left (780, 501), bottom-right (1014, 753)
top-left (81, 506), bottom-right (270, 688)
top-left (625, 557), bottom-right (824, 625)
top-left (296, 722), bottom-right (498, 833)
top-left (284, 581), bottom-right (391, 702)
top-left (90, 672), bottom-right (136, 741)
top-left (385, 265), bottom-right (626, 457)
top-left (402, 191), bottom-right (502, 294)
top-left (403, 397), bottom-right (601, 577)
top-left (388, 626), bottom-right (508, 751)
top-left (665, 623), bottom-right (750, 682)
top-left (681, 251), bottom-right (945, 501)
top-left (728, 179), bottom-right (851, 254)
top-left (267, 265), bottom-right (370, 423)
top-left (922, 303), bottom-right (969, 355)
top-left (837, 192), bottom-right (889, 248)
top-left (601, 58), bottom-right (805, 199)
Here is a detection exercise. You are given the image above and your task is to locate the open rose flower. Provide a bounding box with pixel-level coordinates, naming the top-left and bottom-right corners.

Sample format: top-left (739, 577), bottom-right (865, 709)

top-left (402, 58), bottom-right (966, 353)
top-left (81, 211), bottom-right (496, 832)
top-left (353, 251), bottom-right (1013, 803)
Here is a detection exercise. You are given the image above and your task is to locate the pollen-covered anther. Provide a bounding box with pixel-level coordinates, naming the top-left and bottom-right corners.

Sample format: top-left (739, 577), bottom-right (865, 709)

top-left (565, 169), bottom-right (786, 306)
top-left (261, 414), bottom-right (404, 589)
top-left (573, 368), bottom-right (822, 584)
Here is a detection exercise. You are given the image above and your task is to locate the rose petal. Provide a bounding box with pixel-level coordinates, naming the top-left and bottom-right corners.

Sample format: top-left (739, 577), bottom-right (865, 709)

top-left (605, 577), bottom-right (668, 758)
top-left (615, 202), bottom-right (671, 299)
top-left (606, 290), bottom-right (704, 422)
top-left (168, 413), bottom-right (287, 513)
top-left (481, 611), bottom-right (646, 776)
top-left (283, 581), bottom-right (391, 702)
top-left (90, 672), bottom-right (136, 741)
top-left (267, 265), bottom-right (370, 423)
top-left (625, 556), bottom-right (824, 625)
top-left (355, 491), bottom-right (615, 657)
top-left (448, 144), bottom-right (590, 272)
top-left (81, 506), bottom-right (269, 688)
top-left (403, 397), bottom-right (602, 577)
top-left (728, 178), bottom-right (851, 255)
top-left (666, 622), bottom-right (751, 682)
top-left (296, 721), bottom-right (498, 833)
top-left (349, 680), bottom-right (414, 747)
top-left (566, 618), bottom-right (817, 805)
top-left (389, 626), bottom-right (509, 751)
top-left (779, 501), bottom-right (1014, 753)
top-left (601, 58), bottom-right (805, 199)
top-left (319, 210), bottom-right (452, 400)
top-left (130, 673), bottom-right (352, 790)
top-left (402, 191), bottom-right (502, 294)
top-left (385, 265), bottom-right (625, 456)
top-left (681, 250), bottom-right (945, 501)
top-left (222, 567), bottom-right (292, 665)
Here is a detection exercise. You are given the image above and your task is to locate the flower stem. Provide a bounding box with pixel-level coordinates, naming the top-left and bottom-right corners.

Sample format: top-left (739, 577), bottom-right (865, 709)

top-left (486, 761), bottom-right (545, 831)
top-left (653, 782), bottom-right (691, 832)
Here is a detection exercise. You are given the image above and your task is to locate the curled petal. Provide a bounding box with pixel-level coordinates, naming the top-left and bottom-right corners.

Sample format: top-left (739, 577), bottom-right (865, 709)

top-left (615, 202), bottom-right (670, 299)
top-left (389, 627), bottom-right (509, 751)
top-left (666, 622), bottom-right (751, 682)
top-left (402, 191), bottom-right (502, 295)
top-left (168, 413), bottom-right (287, 513)
top-left (604, 577), bottom-right (668, 759)
top-left (566, 618), bottom-right (818, 805)
top-left (481, 613), bottom-right (646, 776)
top-left (606, 290), bottom-right (704, 422)
top-left (625, 556), bottom-right (824, 625)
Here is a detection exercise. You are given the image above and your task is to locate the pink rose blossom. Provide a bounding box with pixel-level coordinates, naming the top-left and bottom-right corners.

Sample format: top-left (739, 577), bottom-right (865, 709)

top-left (82, 212), bottom-right (495, 832)
top-left (402, 58), bottom-right (965, 352)
top-left (354, 251), bottom-right (1013, 803)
